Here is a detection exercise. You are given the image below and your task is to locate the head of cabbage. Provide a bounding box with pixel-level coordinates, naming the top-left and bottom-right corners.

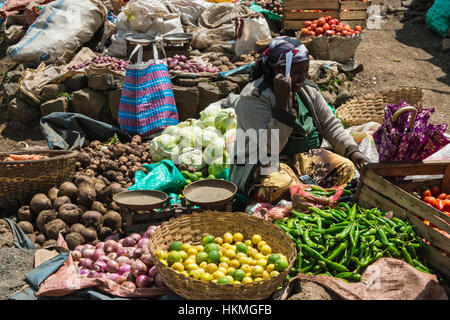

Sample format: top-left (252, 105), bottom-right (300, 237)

top-left (214, 108), bottom-right (237, 133)
top-left (174, 147), bottom-right (205, 171)
top-left (177, 126), bottom-right (203, 149)
top-left (149, 134), bottom-right (180, 162)
top-left (201, 127), bottom-right (221, 147)
top-left (200, 102), bottom-right (222, 121)
top-left (203, 137), bottom-right (226, 165)
top-left (161, 125), bottom-right (182, 143)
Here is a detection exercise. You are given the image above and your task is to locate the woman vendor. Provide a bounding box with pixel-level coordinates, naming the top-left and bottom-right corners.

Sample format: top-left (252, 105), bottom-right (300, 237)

top-left (230, 36), bottom-right (369, 206)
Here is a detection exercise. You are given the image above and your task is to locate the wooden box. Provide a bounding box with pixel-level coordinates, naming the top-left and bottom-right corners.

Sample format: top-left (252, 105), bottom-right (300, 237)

top-left (339, 0), bottom-right (371, 27)
top-left (283, 0), bottom-right (339, 30)
top-left (356, 161), bottom-right (450, 279)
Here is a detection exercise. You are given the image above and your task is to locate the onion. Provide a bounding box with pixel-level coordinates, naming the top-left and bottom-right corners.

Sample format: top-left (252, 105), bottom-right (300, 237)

top-left (106, 260), bottom-right (120, 273)
top-left (87, 271), bottom-right (99, 278)
top-left (122, 237), bottom-right (136, 247)
top-left (82, 248), bottom-right (95, 260)
top-left (136, 275), bottom-right (153, 288)
top-left (179, 55), bottom-right (187, 62)
top-left (97, 255), bottom-right (110, 264)
top-left (79, 269), bottom-right (90, 277)
top-left (130, 233), bottom-right (142, 243)
top-left (174, 66), bottom-right (181, 71)
top-left (174, 54), bottom-right (180, 60)
top-left (125, 247), bottom-right (136, 258)
top-left (122, 271), bottom-right (134, 282)
top-left (92, 249), bottom-right (105, 261)
top-left (105, 234), bottom-right (119, 242)
top-left (96, 242), bottom-right (105, 250)
top-left (122, 281), bottom-right (136, 290)
top-left (133, 248), bottom-right (145, 259)
top-left (155, 273), bottom-right (166, 288)
top-left (118, 239), bottom-right (124, 246)
top-left (140, 253), bottom-right (154, 268)
top-left (137, 238), bottom-right (150, 249)
top-left (148, 266), bottom-right (158, 279)
top-left (104, 240), bottom-right (119, 253)
top-left (131, 260), bottom-right (148, 278)
top-left (168, 62), bottom-right (176, 69)
top-left (166, 57), bottom-right (173, 63)
top-left (93, 261), bottom-right (107, 272)
top-left (107, 252), bottom-right (118, 260)
top-left (80, 258), bottom-right (93, 269)
top-left (74, 245), bottom-right (83, 252)
top-left (116, 256), bottom-right (130, 266)
top-left (117, 246), bottom-right (127, 257)
top-left (71, 250), bottom-right (82, 261)
top-left (118, 264), bottom-right (131, 275)
top-left (108, 273), bottom-right (126, 284)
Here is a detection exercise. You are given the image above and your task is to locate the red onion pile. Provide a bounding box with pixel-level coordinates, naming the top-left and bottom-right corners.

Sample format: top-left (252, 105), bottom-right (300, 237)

top-left (69, 56), bottom-right (129, 72)
top-left (71, 225), bottom-right (165, 290)
top-left (166, 55), bottom-right (219, 74)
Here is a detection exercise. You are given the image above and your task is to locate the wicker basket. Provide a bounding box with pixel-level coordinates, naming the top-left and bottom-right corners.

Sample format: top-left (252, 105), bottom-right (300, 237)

top-left (148, 211), bottom-right (297, 300)
top-left (335, 87), bottom-right (425, 127)
top-left (0, 150), bottom-right (79, 213)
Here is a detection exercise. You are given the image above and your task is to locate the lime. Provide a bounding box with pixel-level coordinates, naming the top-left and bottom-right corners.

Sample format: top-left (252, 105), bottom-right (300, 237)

top-left (207, 175), bottom-right (216, 179)
top-left (167, 251), bottom-right (181, 265)
top-left (185, 179), bottom-right (192, 185)
top-left (274, 259), bottom-right (289, 272)
top-left (267, 254), bottom-right (281, 265)
top-left (181, 170), bottom-right (190, 178)
top-left (204, 242), bottom-right (220, 253)
top-left (231, 269), bottom-right (246, 282)
top-left (189, 173), bottom-right (199, 181)
top-left (194, 171), bottom-right (203, 177)
top-left (169, 241), bottom-right (183, 252)
top-left (196, 251), bottom-right (208, 264)
top-left (201, 234), bottom-right (215, 247)
top-left (207, 250), bottom-right (221, 264)
top-left (236, 243), bottom-right (248, 255)
top-left (217, 277), bottom-right (232, 285)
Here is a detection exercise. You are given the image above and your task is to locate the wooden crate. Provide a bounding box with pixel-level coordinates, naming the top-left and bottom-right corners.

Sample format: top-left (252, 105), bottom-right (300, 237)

top-left (339, 1), bottom-right (371, 27)
top-left (283, 0), bottom-right (339, 30)
top-left (356, 161), bottom-right (450, 279)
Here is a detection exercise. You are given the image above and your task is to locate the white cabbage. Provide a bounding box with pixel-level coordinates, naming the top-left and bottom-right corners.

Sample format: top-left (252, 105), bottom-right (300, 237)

top-left (149, 134), bottom-right (180, 162)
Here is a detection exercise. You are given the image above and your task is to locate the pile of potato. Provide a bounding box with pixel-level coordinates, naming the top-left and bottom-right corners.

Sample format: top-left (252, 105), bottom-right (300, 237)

top-left (17, 178), bottom-right (126, 250)
top-left (254, 0), bottom-right (283, 16)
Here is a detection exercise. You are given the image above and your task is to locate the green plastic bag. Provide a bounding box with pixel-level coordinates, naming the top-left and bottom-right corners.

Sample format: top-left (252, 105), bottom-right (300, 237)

top-left (129, 160), bottom-right (186, 193)
top-left (216, 168), bottom-right (230, 180)
top-left (426, 0), bottom-right (450, 37)
top-left (250, 2), bottom-right (283, 22)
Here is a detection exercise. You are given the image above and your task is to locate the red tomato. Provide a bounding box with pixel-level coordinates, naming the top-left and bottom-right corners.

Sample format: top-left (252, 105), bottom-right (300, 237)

top-left (317, 34), bottom-right (323, 37)
top-left (307, 26), bottom-right (312, 31)
top-left (313, 20), bottom-right (318, 25)
top-left (317, 17), bottom-right (326, 27)
top-left (342, 30), bottom-right (349, 36)
top-left (325, 16), bottom-right (332, 22)
top-left (336, 25), bottom-right (344, 32)
top-left (422, 189), bottom-right (432, 199)
top-left (431, 186), bottom-right (441, 197)
top-left (325, 30), bottom-right (334, 36)
top-left (424, 196), bottom-right (437, 208)
top-left (315, 27), bottom-right (324, 35)
top-left (329, 19), bottom-right (337, 26)
top-left (304, 20), bottom-right (312, 28)
top-left (323, 23), bottom-right (330, 32)
top-left (354, 31), bottom-right (360, 35)
top-left (311, 23), bottom-right (317, 30)
top-left (443, 211), bottom-right (450, 217)
top-left (438, 193), bottom-right (448, 200)
top-left (447, 195), bottom-right (450, 200)
top-left (436, 199), bottom-right (445, 211)
top-left (309, 31), bottom-right (316, 36)
top-left (442, 200), bottom-right (450, 212)
top-left (344, 24), bottom-right (352, 30)
top-left (336, 32), bottom-right (342, 36)
top-left (354, 25), bottom-right (362, 32)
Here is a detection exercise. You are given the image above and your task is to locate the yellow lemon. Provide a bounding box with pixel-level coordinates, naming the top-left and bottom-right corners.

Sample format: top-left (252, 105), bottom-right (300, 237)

top-left (229, 259), bottom-right (240, 269)
top-left (179, 251), bottom-right (189, 262)
top-left (253, 277), bottom-right (263, 282)
top-left (244, 240), bottom-right (253, 248)
top-left (218, 267), bottom-right (228, 274)
top-left (225, 249), bottom-right (236, 259)
top-left (242, 277), bottom-right (253, 284)
top-left (251, 265), bottom-right (264, 277)
top-left (257, 241), bottom-right (267, 251)
top-left (262, 270), bottom-right (270, 279)
top-left (199, 261), bottom-right (208, 269)
top-left (222, 243), bottom-right (230, 249)
top-left (219, 247), bottom-right (226, 255)
top-left (189, 269), bottom-right (201, 279)
top-left (245, 272), bottom-right (252, 278)
top-left (171, 262), bottom-right (185, 272)
top-left (254, 253), bottom-right (265, 261)
top-left (249, 248), bottom-right (259, 258)
top-left (225, 275), bottom-right (234, 283)
top-left (212, 279), bottom-right (218, 284)
top-left (226, 267), bottom-right (235, 275)
top-left (230, 245), bottom-right (237, 252)
top-left (206, 263), bottom-right (218, 274)
top-left (266, 264), bottom-right (275, 273)
top-left (260, 245), bottom-right (272, 256)
top-left (257, 259), bottom-right (267, 268)
top-left (197, 268), bottom-right (205, 274)
top-left (181, 271), bottom-right (189, 277)
top-left (160, 259), bottom-right (168, 266)
top-left (238, 257), bottom-right (247, 267)
top-left (233, 280), bottom-right (241, 285)
top-left (236, 252), bottom-right (247, 260)
top-left (252, 234), bottom-right (262, 245)
top-left (186, 247), bottom-right (198, 256)
top-left (200, 272), bottom-right (212, 282)
top-left (220, 256), bottom-right (230, 264)
top-left (183, 258), bottom-right (195, 268)
top-left (182, 243), bottom-right (192, 252)
top-left (233, 232), bottom-right (244, 243)
top-left (186, 263), bottom-right (199, 272)
top-left (195, 245), bottom-right (204, 252)
top-left (270, 270), bottom-right (280, 277)
top-left (241, 264), bottom-right (252, 273)
top-left (214, 237), bottom-right (224, 245)
top-left (219, 262), bottom-right (229, 269)
top-left (213, 270), bottom-right (226, 279)
top-left (155, 249), bottom-right (168, 260)
top-left (223, 232), bottom-right (234, 244)
top-left (278, 254), bottom-right (288, 261)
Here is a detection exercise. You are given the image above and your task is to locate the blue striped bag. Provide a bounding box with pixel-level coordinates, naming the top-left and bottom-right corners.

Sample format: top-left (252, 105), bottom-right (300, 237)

top-left (118, 44), bottom-right (179, 137)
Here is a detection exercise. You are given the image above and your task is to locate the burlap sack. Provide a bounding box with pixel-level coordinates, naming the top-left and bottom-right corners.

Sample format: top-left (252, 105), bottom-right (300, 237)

top-left (36, 234), bottom-right (172, 298)
top-left (301, 35), bottom-right (363, 64)
top-left (273, 258), bottom-right (448, 300)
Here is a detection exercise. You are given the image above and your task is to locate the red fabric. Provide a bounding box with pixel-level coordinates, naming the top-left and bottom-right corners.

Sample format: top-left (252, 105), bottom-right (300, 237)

top-left (0, 0), bottom-right (53, 17)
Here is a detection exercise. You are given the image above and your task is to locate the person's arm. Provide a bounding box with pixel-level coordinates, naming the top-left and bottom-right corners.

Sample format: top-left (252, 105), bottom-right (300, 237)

top-left (310, 88), bottom-right (369, 169)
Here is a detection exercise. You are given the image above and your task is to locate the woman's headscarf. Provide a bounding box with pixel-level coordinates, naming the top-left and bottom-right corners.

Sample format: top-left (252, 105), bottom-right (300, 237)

top-left (252, 36), bottom-right (309, 87)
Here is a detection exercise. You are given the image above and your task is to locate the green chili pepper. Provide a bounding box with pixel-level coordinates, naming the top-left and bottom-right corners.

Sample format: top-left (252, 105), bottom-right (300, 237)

top-left (335, 272), bottom-right (362, 281)
top-left (338, 203), bottom-right (352, 214)
top-left (327, 242), bottom-right (347, 261)
top-left (347, 204), bottom-right (357, 221)
top-left (342, 189), bottom-right (353, 196)
top-left (292, 210), bottom-right (316, 222)
top-left (336, 222), bottom-right (354, 241)
top-left (376, 229), bottom-right (391, 246)
top-left (401, 247), bottom-right (413, 265)
top-left (370, 251), bottom-right (383, 264)
top-left (301, 244), bottom-right (348, 273)
top-left (412, 259), bottom-right (430, 273)
top-left (310, 185), bottom-right (326, 192)
top-left (407, 243), bottom-right (418, 259)
top-left (349, 224), bottom-right (357, 247)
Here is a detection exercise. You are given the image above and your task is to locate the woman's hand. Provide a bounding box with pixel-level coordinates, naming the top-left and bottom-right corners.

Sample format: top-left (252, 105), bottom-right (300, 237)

top-left (351, 152), bottom-right (369, 171)
top-left (274, 73), bottom-right (294, 113)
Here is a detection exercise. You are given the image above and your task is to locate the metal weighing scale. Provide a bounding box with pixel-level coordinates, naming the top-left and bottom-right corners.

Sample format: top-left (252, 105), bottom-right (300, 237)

top-left (162, 33), bottom-right (193, 59)
top-left (113, 180), bottom-right (238, 233)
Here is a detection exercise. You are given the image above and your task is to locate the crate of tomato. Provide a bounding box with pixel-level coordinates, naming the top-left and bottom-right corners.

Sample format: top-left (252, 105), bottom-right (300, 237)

top-left (283, 0), bottom-right (340, 30)
top-left (339, 0), bottom-right (371, 27)
top-left (296, 16), bottom-right (363, 63)
top-left (356, 161), bottom-right (450, 280)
